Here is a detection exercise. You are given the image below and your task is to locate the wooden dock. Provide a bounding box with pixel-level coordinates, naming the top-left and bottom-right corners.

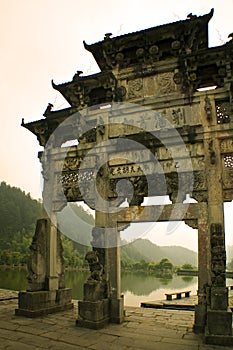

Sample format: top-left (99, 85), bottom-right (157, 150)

top-left (141, 295), bottom-right (197, 311)
top-left (141, 288), bottom-right (233, 311)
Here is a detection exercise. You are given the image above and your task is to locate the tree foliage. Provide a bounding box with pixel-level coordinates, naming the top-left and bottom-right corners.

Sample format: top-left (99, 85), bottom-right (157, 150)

top-left (0, 182), bottom-right (89, 267)
top-left (181, 263), bottom-right (195, 270)
top-left (121, 257), bottom-right (174, 276)
top-left (0, 182), bottom-right (42, 249)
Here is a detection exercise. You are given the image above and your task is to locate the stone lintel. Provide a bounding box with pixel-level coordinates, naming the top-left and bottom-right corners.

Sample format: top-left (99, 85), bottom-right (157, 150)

top-left (117, 203), bottom-right (199, 223)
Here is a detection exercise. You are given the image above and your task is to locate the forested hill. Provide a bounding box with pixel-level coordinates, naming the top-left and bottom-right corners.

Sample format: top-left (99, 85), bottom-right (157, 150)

top-left (0, 182), bottom-right (93, 266)
top-left (121, 238), bottom-right (198, 267)
top-left (0, 182), bottom-right (42, 249)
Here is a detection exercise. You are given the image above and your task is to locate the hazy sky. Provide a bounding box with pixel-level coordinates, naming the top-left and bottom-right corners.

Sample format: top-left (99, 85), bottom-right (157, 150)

top-left (1, 0), bottom-right (233, 250)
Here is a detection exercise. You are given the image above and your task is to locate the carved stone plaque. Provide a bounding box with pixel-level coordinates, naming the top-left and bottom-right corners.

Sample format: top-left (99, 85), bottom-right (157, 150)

top-left (127, 78), bottom-right (143, 99)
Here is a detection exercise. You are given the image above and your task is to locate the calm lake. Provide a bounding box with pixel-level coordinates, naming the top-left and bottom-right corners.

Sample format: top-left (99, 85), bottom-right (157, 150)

top-left (4, 269), bottom-right (232, 306)
top-left (0, 268), bottom-right (201, 306)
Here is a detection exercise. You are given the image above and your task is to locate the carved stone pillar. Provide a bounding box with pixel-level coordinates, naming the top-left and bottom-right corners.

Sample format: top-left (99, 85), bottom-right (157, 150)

top-left (107, 217), bottom-right (124, 324)
top-left (194, 203), bottom-right (210, 333)
top-left (16, 148), bottom-right (73, 317)
top-left (201, 109), bottom-right (232, 342)
top-left (77, 110), bottom-right (124, 328)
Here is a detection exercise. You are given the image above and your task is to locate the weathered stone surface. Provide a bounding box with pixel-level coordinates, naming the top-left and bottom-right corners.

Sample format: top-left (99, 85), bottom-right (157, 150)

top-left (210, 287), bottom-right (228, 310)
top-left (77, 299), bottom-right (109, 329)
top-left (15, 289), bottom-right (73, 317)
top-left (27, 219), bottom-right (47, 291)
top-left (206, 308), bottom-right (232, 336)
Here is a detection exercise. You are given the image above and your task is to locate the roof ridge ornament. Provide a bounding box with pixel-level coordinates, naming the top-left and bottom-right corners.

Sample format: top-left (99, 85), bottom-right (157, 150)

top-left (187, 13), bottom-right (197, 19)
top-left (104, 33), bottom-right (112, 40)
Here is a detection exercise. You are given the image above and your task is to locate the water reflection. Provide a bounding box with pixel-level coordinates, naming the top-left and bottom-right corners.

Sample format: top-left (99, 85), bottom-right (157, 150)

top-left (8, 268), bottom-right (233, 307)
top-left (121, 272), bottom-right (174, 296)
top-left (0, 268), bottom-right (27, 291)
top-left (182, 276), bottom-right (194, 283)
top-left (0, 268), bottom-right (198, 306)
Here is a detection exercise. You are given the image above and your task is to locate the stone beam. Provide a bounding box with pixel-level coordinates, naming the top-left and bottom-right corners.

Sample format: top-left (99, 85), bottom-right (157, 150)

top-left (116, 203), bottom-right (201, 224)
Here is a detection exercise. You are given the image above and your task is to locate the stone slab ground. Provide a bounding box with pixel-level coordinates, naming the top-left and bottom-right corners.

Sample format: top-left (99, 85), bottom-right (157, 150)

top-left (0, 289), bottom-right (232, 349)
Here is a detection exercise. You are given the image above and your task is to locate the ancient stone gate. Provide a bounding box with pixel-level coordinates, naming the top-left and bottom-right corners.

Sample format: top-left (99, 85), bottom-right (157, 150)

top-left (17, 9), bottom-right (233, 345)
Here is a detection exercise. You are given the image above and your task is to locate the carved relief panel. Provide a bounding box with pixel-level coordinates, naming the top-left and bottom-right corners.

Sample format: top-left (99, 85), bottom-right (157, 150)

top-left (156, 72), bottom-right (176, 95)
top-left (127, 78), bottom-right (143, 99)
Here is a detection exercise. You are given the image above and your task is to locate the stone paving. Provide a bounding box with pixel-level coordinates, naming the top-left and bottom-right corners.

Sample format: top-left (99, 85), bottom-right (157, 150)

top-left (0, 289), bottom-right (232, 350)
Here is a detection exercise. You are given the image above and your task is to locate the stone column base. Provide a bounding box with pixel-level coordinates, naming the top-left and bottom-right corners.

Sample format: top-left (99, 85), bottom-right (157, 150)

top-left (193, 302), bottom-right (207, 333)
top-left (205, 334), bottom-right (233, 346)
top-left (77, 299), bottom-right (110, 329)
top-left (110, 294), bottom-right (125, 323)
top-left (205, 307), bottom-right (232, 340)
top-left (15, 288), bottom-right (73, 317)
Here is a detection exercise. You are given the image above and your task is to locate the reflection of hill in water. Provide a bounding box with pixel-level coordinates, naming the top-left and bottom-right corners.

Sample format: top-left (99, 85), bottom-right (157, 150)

top-left (121, 272), bottom-right (195, 296)
top-left (0, 268), bottom-right (27, 291)
top-left (0, 269), bottom-right (197, 301)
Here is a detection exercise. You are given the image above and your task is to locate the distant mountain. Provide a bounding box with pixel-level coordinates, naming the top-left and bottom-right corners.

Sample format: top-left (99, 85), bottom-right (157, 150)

top-left (121, 238), bottom-right (198, 266)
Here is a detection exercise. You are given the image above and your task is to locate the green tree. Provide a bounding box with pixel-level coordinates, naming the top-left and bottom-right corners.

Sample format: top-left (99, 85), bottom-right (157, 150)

top-left (159, 258), bottom-right (173, 270)
top-left (181, 263), bottom-right (194, 270)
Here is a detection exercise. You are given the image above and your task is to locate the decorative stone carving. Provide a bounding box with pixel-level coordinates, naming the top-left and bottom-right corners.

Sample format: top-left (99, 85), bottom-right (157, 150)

top-left (216, 102), bottom-right (231, 124)
top-left (27, 219), bottom-right (47, 291)
top-left (63, 158), bottom-right (80, 171)
top-left (208, 140), bottom-right (216, 165)
top-left (224, 155), bottom-right (233, 169)
top-left (81, 228), bottom-right (108, 304)
top-left (127, 79), bottom-right (143, 99)
top-left (172, 108), bottom-right (185, 126)
top-left (185, 219), bottom-right (198, 229)
top-left (85, 250), bottom-right (103, 282)
top-left (157, 72), bottom-right (176, 94)
top-left (191, 191), bottom-right (207, 202)
top-left (78, 128), bottom-right (96, 144)
top-left (173, 71), bottom-right (183, 85)
top-left (38, 151), bottom-right (50, 182)
top-left (223, 168), bottom-right (233, 189)
top-left (34, 124), bottom-right (49, 147)
top-left (27, 219), bottom-right (66, 291)
top-left (210, 223), bottom-right (226, 287)
top-left (116, 86), bottom-right (126, 101)
top-left (193, 171), bottom-right (207, 191)
top-left (220, 139), bottom-right (233, 153)
top-left (204, 96), bottom-right (212, 121)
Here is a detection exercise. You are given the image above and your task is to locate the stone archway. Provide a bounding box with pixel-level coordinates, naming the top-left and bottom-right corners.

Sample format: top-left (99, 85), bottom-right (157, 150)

top-left (17, 9), bottom-right (233, 345)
